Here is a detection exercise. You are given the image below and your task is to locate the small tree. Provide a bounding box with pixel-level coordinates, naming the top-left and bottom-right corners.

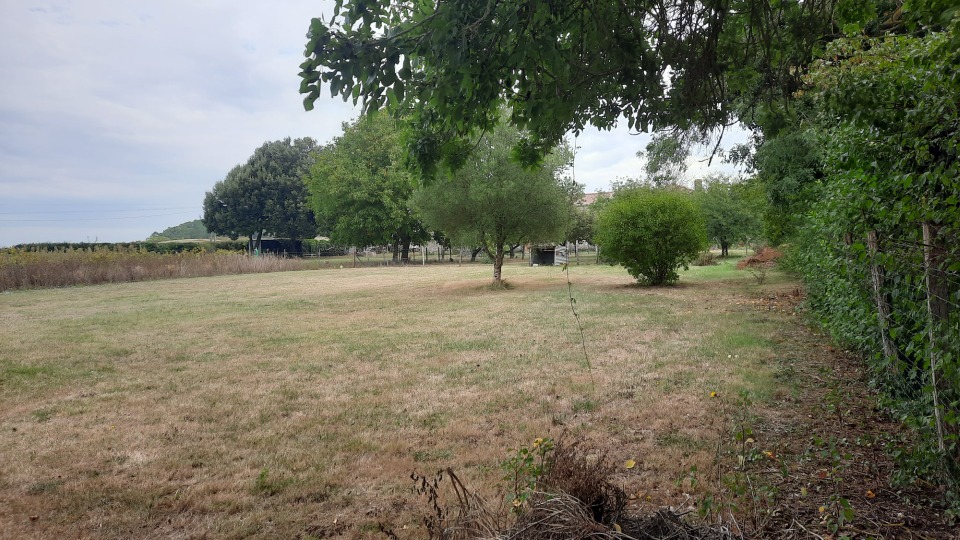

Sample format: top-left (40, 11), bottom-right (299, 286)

top-left (695, 174), bottom-right (762, 257)
top-left (565, 207), bottom-right (596, 246)
top-left (594, 188), bottom-right (707, 285)
top-left (413, 124), bottom-right (573, 285)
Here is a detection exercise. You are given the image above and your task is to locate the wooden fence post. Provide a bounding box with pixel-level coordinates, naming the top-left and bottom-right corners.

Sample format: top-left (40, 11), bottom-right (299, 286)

top-left (866, 230), bottom-right (899, 371)
top-left (923, 221), bottom-right (949, 453)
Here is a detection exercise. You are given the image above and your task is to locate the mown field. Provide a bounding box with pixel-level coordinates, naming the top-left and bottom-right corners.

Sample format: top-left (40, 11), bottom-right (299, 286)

top-left (0, 259), bottom-right (798, 539)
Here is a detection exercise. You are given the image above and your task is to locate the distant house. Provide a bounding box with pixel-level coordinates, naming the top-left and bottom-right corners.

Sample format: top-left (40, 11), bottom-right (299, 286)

top-left (527, 192), bottom-right (610, 267)
top-left (579, 192), bottom-right (612, 206)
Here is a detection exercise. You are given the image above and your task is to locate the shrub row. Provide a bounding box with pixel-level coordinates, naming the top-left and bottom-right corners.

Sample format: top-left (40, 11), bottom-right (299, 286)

top-left (12, 239), bottom-right (348, 257)
top-left (13, 241), bottom-right (246, 254)
top-left (0, 250), bottom-right (316, 292)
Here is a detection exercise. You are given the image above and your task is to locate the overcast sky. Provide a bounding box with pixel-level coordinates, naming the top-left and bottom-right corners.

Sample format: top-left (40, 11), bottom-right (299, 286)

top-left (0, 1), bottom-right (741, 247)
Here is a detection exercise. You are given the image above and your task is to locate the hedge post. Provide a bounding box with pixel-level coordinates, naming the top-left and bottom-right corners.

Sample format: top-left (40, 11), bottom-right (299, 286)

top-left (866, 230), bottom-right (898, 372)
top-left (923, 221), bottom-right (949, 453)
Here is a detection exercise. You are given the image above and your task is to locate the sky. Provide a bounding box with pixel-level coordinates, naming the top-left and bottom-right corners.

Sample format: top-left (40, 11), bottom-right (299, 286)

top-left (0, 1), bottom-right (743, 247)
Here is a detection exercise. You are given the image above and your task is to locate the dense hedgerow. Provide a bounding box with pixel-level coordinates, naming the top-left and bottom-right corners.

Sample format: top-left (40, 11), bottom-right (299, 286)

top-left (785, 27), bottom-right (960, 506)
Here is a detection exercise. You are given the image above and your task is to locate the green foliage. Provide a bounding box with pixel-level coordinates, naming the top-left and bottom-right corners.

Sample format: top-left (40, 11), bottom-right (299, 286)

top-left (202, 138), bottom-right (319, 244)
top-left (638, 131), bottom-right (692, 187)
top-left (784, 18), bottom-right (960, 494)
top-left (501, 437), bottom-right (554, 512)
top-left (412, 123), bottom-right (574, 283)
top-left (299, 0), bottom-right (847, 169)
top-left (141, 241), bottom-right (243, 254)
top-left (565, 206), bottom-right (596, 245)
top-left (694, 251), bottom-right (717, 267)
top-left (306, 112), bottom-right (428, 259)
top-left (594, 188), bottom-right (707, 285)
top-left (694, 174), bottom-right (762, 256)
top-left (751, 131), bottom-right (823, 245)
top-left (146, 220), bottom-right (209, 241)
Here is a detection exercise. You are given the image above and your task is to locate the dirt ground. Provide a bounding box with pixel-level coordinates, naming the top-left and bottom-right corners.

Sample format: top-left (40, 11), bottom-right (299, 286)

top-left (730, 288), bottom-right (957, 539)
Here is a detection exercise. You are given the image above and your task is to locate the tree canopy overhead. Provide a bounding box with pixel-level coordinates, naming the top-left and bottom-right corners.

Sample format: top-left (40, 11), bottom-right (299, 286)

top-left (298, 0), bottom-right (870, 167)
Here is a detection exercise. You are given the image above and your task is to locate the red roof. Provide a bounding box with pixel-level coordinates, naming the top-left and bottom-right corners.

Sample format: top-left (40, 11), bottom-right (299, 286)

top-left (579, 192), bottom-right (612, 206)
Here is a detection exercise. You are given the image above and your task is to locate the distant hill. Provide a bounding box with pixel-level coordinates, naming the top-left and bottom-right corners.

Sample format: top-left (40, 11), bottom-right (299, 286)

top-left (147, 219), bottom-right (209, 241)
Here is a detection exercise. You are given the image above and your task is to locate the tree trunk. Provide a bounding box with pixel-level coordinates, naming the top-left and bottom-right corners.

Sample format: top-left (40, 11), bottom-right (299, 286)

top-left (392, 239), bottom-right (400, 262)
top-left (492, 243), bottom-right (505, 285)
top-left (400, 237), bottom-right (410, 263)
top-left (654, 264), bottom-right (668, 285)
top-left (720, 239), bottom-right (729, 257)
top-left (866, 230), bottom-right (899, 372)
top-left (470, 247), bottom-right (482, 262)
top-left (922, 222), bottom-right (950, 453)
top-left (249, 230), bottom-right (263, 255)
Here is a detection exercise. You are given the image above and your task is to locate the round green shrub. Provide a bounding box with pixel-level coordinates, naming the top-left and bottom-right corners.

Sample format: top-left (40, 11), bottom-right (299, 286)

top-left (594, 188), bottom-right (707, 285)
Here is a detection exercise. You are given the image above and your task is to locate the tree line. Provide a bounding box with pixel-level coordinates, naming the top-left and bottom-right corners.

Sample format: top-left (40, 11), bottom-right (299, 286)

top-left (202, 114), bottom-right (760, 286)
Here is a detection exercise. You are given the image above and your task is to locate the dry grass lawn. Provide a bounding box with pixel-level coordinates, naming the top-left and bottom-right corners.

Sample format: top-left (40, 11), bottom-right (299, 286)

top-left (0, 259), bottom-right (798, 539)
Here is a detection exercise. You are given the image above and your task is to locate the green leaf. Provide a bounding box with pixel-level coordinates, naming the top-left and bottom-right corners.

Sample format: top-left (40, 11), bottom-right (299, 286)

top-left (394, 81), bottom-right (405, 103)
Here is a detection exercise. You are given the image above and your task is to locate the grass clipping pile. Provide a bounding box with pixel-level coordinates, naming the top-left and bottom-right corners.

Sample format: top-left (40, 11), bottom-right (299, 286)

top-left (383, 439), bottom-right (734, 540)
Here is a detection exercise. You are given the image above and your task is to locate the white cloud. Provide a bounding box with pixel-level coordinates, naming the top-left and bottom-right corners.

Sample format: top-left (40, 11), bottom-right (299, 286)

top-left (0, 1), bottom-right (753, 247)
top-left (572, 125), bottom-right (650, 192)
top-left (0, 0), bottom-right (355, 246)
top-left (572, 123), bottom-right (750, 192)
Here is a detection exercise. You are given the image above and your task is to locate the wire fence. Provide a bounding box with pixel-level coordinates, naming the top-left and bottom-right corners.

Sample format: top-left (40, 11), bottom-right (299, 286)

top-left (856, 223), bottom-right (959, 469)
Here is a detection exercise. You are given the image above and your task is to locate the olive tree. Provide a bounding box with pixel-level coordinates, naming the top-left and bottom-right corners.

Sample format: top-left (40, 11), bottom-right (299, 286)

top-left (413, 124), bottom-right (573, 285)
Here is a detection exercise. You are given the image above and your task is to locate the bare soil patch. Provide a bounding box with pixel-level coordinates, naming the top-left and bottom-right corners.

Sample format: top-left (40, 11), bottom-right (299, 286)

top-left (719, 287), bottom-right (955, 539)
